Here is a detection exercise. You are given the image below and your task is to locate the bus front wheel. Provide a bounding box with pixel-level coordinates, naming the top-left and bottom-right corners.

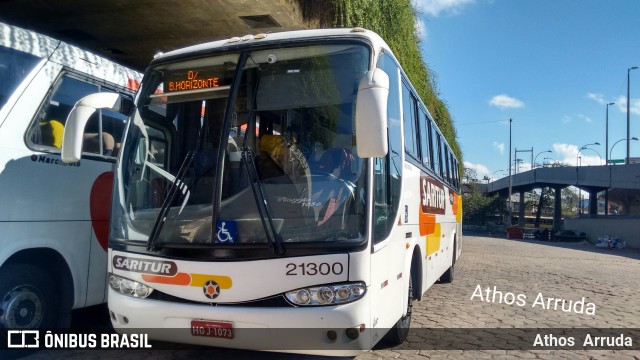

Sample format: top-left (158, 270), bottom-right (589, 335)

top-left (0, 264), bottom-right (58, 329)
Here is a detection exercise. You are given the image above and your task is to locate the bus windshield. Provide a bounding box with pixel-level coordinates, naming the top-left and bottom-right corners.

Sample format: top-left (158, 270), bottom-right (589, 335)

top-left (0, 45), bottom-right (42, 111)
top-left (115, 43), bottom-right (370, 249)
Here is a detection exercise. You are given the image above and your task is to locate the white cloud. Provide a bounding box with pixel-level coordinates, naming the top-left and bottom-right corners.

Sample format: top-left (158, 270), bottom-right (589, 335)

top-left (413, 0), bottom-right (476, 16)
top-left (561, 115), bottom-right (572, 124)
top-left (489, 94), bottom-right (524, 109)
top-left (463, 161), bottom-right (490, 177)
top-left (515, 162), bottom-right (532, 172)
top-left (587, 93), bottom-right (639, 115)
top-left (415, 17), bottom-right (427, 38)
top-left (492, 141), bottom-right (504, 154)
top-left (586, 92), bottom-right (606, 105)
top-left (615, 96), bottom-right (640, 116)
top-left (552, 143), bottom-right (604, 166)
top-left (576, 114), bottom-right (592, 123)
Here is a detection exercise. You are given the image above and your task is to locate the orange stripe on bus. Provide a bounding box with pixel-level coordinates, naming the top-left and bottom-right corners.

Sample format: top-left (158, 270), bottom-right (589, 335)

top-left (189, 274), bottom-right (233, 289)
top-left (456, 195), bottom-right (463, 223)
top-left (419, 212), bottom-right (435, 236)
top-left (127, 78), bottom-right (141, 91)
top-left (452, 193), bottom-right (459, 216)
top-left (142, 272), bottom-right (191, 286)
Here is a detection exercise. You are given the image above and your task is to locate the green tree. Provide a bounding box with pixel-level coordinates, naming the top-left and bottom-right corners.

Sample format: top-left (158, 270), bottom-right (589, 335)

top-left (297, 0), bottom-right (462, 166)
top-left (463, 183), bottom-right (506, 225)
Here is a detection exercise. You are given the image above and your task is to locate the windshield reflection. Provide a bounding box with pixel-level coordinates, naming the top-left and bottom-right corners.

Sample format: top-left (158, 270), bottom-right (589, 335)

top-left (115, 43), bottom-right (369, 248)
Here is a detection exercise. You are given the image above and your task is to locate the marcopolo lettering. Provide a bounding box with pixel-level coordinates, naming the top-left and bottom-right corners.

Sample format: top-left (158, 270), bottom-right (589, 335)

top-left (112, 255), bottom-right (177, 276)
top-left (420, 176), bottom-right (446, 215)
top-left (31, 154), bottom-right (80, 167)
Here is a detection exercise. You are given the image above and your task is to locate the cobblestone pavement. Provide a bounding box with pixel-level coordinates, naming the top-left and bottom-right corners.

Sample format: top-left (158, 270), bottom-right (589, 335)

top-left (22, 235), bottom-right (640, 359)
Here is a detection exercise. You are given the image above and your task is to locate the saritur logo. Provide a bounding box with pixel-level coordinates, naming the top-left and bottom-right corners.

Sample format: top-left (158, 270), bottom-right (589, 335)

top-left (420, 176), bottom-right (446, 215)
top-left (112, 255), bottom-right (177, 276)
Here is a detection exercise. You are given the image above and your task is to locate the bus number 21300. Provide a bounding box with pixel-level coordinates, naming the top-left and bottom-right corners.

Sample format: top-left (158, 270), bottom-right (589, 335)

top-left (285, 262), bottom-right (344, 276)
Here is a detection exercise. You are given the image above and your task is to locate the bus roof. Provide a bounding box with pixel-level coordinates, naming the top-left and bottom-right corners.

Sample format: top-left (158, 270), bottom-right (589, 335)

top-left (1, 21), bottom-right (142, 91)
top-left (152, 28), bottom-right (394, 66)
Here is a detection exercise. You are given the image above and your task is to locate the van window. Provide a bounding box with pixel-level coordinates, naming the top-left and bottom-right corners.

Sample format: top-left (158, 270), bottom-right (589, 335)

top-left (27, 74), bottom-right (130, 158)
top-left (0, 45), bottom-right (41, 110)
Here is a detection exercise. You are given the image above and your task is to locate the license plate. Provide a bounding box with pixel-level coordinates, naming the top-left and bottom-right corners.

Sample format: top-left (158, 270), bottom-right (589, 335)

top-left (191, 320), bottom-right (234, 339)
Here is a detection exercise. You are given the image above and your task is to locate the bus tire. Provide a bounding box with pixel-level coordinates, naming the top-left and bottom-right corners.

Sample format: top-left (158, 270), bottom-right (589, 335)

top-left (438, 240), bottom-right (456, 284)
top-left (439, 263), bottom-right (454, 283)
top-left (383, 274), bottom-right (414, 345)
top-left (0, 264), bottom-right (59, 329)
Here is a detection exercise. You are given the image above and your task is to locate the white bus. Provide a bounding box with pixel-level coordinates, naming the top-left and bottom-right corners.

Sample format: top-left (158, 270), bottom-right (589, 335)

top-left (0, 21), bottom-right (141, 329)
top-left (61, 27), bottom-right (462, 354)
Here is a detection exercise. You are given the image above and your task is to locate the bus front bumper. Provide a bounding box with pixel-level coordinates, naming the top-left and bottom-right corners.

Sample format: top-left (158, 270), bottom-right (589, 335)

top-left (108, 288), bottom-right (374, 355)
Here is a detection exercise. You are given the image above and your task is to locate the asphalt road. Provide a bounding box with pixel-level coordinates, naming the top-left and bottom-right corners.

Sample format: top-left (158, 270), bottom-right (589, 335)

top-left (18, 235), bottom-right (640, 359)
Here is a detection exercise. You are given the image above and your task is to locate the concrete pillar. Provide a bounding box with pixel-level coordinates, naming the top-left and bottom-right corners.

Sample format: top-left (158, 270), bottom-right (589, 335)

top-left (518, 190), bottom-right (525, 227)
top-left (589, 190), bottom-right (598, 217)
top-left (553, 187), bottom-right (562, 231)
top-left (624, 192), bottom-right (631, 215)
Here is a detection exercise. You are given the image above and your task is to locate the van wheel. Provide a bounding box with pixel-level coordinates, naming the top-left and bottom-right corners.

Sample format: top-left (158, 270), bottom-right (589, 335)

top-left (0, 264), bottom-right (58, 329)
top-left (384, 274), bottom-right (413, 345)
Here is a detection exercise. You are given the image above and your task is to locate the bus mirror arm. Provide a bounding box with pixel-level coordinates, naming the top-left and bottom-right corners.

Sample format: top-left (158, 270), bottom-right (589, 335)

top-left (61, 92), bottom-right (125, 163)
top-left (355, 69), bottom-right (389, 158)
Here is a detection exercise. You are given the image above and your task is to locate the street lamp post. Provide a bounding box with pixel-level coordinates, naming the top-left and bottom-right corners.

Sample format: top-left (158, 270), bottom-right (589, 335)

top-left (585, 148), bottom-right (603, 164)
top-left (508, 119), bottom-right (513, 226)
top-left (534, 150), bottom-right (552, 168)
top-left (492, 169), bottom-right (504, 181)
top-left (577, 142), bottom-right (600, 166)
top-left (610, 137), bottom-right (639, 161)
top-left (515, 158), bottom-right (523, 174)
top-left (606, 102), bottom-right (615, 164)
top-left (627, 66), bottom-right (638, 164)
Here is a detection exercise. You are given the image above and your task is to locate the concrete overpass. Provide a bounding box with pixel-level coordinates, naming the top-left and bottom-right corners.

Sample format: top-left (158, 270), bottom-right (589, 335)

top-left (488, 163), bottom-right (640, 195)
top-left (486, 164), bottom-right (640, 247)
top-left (0, 0), bottom-right (313, 71)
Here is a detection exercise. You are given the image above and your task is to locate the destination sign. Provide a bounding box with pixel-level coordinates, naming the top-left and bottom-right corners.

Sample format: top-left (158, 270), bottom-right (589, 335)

top-left (164, 68), bottom-right (228, 92)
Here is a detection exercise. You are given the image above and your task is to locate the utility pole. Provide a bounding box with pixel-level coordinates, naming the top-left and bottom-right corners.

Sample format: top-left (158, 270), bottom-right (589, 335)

top-left (508, 119), bottom-right (513, 226)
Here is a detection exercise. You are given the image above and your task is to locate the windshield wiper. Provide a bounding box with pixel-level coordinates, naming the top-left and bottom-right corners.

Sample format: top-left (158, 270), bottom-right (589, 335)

top-left (147, 151), bottom-right (196, 251)
top-left (239, 132), bottom-right (285, 255)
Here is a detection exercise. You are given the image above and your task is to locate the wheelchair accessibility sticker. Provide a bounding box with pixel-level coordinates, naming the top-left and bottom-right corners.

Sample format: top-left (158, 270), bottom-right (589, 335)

top-left (216, 220), bottom-right (237, 243)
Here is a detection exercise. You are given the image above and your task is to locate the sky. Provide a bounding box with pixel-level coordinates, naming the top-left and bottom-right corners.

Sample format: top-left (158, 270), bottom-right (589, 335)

top-left (413, 0), bottom-right (640, 180)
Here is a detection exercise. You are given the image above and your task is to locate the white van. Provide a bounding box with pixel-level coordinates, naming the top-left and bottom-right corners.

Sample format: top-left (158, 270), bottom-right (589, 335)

top-left (0, 22), bottom-right (142, 329)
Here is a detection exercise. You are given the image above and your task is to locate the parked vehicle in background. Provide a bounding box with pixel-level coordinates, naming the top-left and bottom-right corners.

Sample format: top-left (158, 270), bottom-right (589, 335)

top-left (0, 21), bottom-right (141, 329)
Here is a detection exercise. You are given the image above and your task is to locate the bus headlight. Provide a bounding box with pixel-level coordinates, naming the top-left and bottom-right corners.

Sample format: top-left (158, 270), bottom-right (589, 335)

top-left (285, 282), bottom-right (366, 306)
top-left (108, 274), bottom-right (154, 298)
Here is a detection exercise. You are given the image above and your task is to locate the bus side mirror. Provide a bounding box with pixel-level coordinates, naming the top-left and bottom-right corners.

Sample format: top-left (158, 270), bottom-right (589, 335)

top-left (355, 69), bottom-right (389, 158)
top-left (61, 92), bottom-right (129, 163)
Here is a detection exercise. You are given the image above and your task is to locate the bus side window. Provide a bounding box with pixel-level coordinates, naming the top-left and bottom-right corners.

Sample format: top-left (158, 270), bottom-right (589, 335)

top-left (373, 52), bottom-right (402, 244)
top-left (443, 144), bottom-right (451, 185)
top-left (401, 83), bottom-right (418, 160)
top-left (373, 157), bottom-right (390, 239)
top-left (419, 110), bottom-right (431, 169)
top-left (431, 125), bottom-right (441, 177)
top-left (27, 74), bottom-right (129, 158)
top-left (0, 45), bottom-right (41, 110)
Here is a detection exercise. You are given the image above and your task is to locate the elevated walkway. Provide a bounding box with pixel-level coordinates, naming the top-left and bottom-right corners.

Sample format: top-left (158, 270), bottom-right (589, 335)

top-left (487, 164), bottom-right (640, 194)
top-left (484, 164), bottom-right (640, 240)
